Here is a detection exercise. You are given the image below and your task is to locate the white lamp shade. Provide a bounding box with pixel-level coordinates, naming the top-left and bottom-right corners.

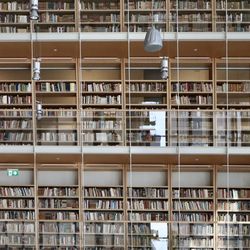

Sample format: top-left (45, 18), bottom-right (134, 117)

top-left (30, 0), bottom-right (39, 20)
top-left (144, 26), bottom-right (163, 52)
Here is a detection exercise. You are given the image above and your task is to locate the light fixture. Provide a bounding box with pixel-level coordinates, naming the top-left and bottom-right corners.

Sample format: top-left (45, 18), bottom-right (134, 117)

top-left (161, 56), bottom-right (168, 80)
top-left (30, 0), bottom-right (39, 20)
top-left (33, 58), bottom-right (41, 80)
top-left (36, 101), bottom-right (43, 120)
top-left (144, 26), bottom-right (163, 53)
top-left (144, 0), bottom-right (163, 52)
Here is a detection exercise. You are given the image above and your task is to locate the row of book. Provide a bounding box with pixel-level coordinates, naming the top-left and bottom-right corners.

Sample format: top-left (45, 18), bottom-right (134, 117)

top-left (80, 1), bottom-right (119, 10)
top-left (40, 222), bottom-right (79, 233)
top-left (82, 14), bottom-right (120, 23)
top-left (0, 211), bottom-right (35, 220)
top-left (82, 95), bottom-right (121, 105)
top-left (0, 110), bottom-right (32, 117)
top-left (170, 13), bottom-right (212, 22)
top-left (0, 222), bottom-right (35, 233)
top-left (0, 187), bottom-right (34, 197)
top-left (84, 223), bottom-right (124, 234)
top-left (0, 199), bottom-right (34, 209)
top-left (127, 82), bottom-right (166, 92)
top-left (171, 0), bottom-right (211, 10)
top-left (84, 200), bottom-right (123, 210)
top-left (217, 82), bottom-right (250, 92)
top-left (128, 187), bottom-right (168, 198)
top-left (38, 132), bottom-right (77, 142)
top-left (82, 120), bottom-right (122, 130)
top-left (36, 82), bottom-right (76, 93)
top-left (82, 110), bottom-right (122, 118)
top-left (85, 235), bottom-right (123, 246)
top-left (128, 200), bottom-right (168, 210)
top-left (172, 188), bottom-right (213, 198)
top-left (173, 201), bottom-right (213, 210)
top-left (39, 2), bottom-right (74, 10)
top-left (39, 199), bottom-right (78, 209)
top-left (0, 83), bottom-right (31, 92)
top-left (171, 95), bottom-right (213, 105)
top-left (0, 2), bottom-right (29, 11)
top-left (171, 82), bottom-right (212, 92)
top-left (84, 187), bottom-right (123, 198)
top-left (0, 120), bottom-right (32, 129)
top-left (40, 235), bottom-right (79, 246)
top-left (218, 201), bottom-right (250, 210)
top-left (218, 188), bottom-right (250, 199)
top-left (39, 187), bottom-right (78, 197)
top-left (82, 132), bottom-right (122, 142)
top-left (39, 212), bottom-right (78, 220)
top-left (83, 83), bottom-right (121, 92)
top-left (217, 0), bottom-right (250, 9)
top-left (0, 235), bottom-right (35, 245)
top-left (172, 224), bottom-right (213, 235)
top-left (173, 238), bottom-right (213, 247)
top-left (218, 224), bottom-right (250, 236)
top-left (126, 0), bottom-right (165, 10)
top-left (0, 132), bottom-right (32, 141)
top-left (0, 95), bottom-right (32, 105)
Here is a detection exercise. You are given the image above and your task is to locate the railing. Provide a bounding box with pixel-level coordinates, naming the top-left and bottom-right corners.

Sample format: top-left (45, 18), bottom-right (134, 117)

top-left (1, 109), bottom-right (250, 147)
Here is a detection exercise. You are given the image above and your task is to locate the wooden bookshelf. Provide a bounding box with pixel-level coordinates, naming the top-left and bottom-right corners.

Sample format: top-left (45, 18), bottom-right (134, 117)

top-left (169, 0), bottom-right (213, 32)
top-left (1, 0), bottom-right (250, 33)
top-left (0, 165), bottom-right (36, 249)
top-left (0, 163), bottom-right (249, 249)
top-left (80, 0), bottom-right (121, 32)
top-left (124, 0), bottom-right (167, 32)
top-left (127, 167), bottom-right (169, 249)
top-left (35, 0), bottom-right (76, 33)
top-left (171, 166), bottom-right (215, 249)
top-left (83, 166), bottom-right (125, 249)
top-left (216, 166), bottom-right (250, 249)
top-left (170, 59), bottom-right (213, 109)
top-left (215, 0), bottom-right (250, 32)
top-left (37, 165), bottom-right (80, 249)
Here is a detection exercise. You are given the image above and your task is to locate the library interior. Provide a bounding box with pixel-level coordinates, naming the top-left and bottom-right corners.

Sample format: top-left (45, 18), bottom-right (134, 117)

top-left (0, 0), bottom-right (249, 249)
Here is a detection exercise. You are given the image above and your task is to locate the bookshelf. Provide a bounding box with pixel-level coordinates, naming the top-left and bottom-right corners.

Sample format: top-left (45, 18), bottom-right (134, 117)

top-left (170, 110), bottom-right (213, 146)
top-left (83, 167), bottom-right (125, 249)
top-left (80, 0), bottom-right (121, 32)
top-left (81, 59), bottom-right (123, 146)
top-left (35, 59), bottom-right (78, 146)
top-left (127, 167), bottom-right (169, 249)
top-left (216, 0), bottom-right (250, 32)
top-left (37, 165), bottom-right (80, 249)
top-left (171, 166), bottom-right (215, 249)
top-left (215, 59), bottom-right (250, 109)
top-left (0, 165), bottom-right (35, 249)
top-left (0, 1), bottom-right (30, 33)
top-left (216, 166), bottom-right (250, 249)
top-left (124, 0), bottom-right (167, 32)
top-left (0, 60), bottom-right (33, 145)
top-left (169, 0), bottom-right (213, 32)
top-left (170, 59), bottom-right (213, 109)
top-left (1, 0), bottom-right (250, 33)
top-left (125, 58), bottom-right (168, 147)
top-left (35, 0), bottom-right (76, 33)
top-left (0, 163), bottom-right (248, 249)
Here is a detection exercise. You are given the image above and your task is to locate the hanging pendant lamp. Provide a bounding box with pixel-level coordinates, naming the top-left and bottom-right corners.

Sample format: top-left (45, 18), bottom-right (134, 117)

top-left (30, 0), bottom-right (39, 20)
top-left (33, 58), bottom-right (41, 80)
top-left (144, 26), bottom-right (163, 52)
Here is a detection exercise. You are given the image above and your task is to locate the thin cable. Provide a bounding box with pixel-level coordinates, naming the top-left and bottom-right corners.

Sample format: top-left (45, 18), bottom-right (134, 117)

top-left (78, 4), bottom-right (85, 248)
top-left (126, 0), bottom-right (133, 249)
top-left (175, 0), bottom-right (181, 248)
top-left (225, 0), bottom-right (230, 248)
